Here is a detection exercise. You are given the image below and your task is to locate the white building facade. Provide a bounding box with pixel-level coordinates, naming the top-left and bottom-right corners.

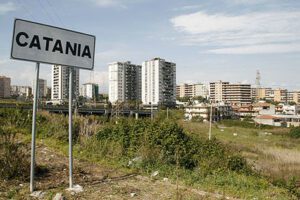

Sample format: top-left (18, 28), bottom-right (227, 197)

top-left (142, 58), bottom-right (176, 107)
top-left (82, 83), bottom-right (99, 99)
top-left (108, 61), bottom-right (141, 103)
top-left (51, 65), bottom-right (79, 103)
top-left (11, 85), bottom-right (32, 97)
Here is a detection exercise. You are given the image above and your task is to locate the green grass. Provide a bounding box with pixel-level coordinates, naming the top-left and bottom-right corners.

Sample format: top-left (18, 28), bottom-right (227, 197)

top-left (1, 109), bottom-right (299, 199)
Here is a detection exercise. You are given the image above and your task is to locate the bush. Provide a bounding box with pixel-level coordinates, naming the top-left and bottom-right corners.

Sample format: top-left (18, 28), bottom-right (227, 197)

top-left (0, 126), bottom-right (30, 180)
top-left (289, 127), bottom-right (300, 138)
top-left (96, 119), bottom-right (252, 175)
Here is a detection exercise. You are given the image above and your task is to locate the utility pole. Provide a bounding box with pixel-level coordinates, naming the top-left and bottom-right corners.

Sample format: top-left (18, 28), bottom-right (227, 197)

top-left (209, 102), bottom-right (213, 140)
top-left (167, 107), bottom-right (169, 119)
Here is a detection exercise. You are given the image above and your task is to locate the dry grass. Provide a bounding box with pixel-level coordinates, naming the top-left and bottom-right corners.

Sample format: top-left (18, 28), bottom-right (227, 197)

top-left (254, 147), bottom-right (300, 180)
top-left (180, 120), bottom-right (300, 182)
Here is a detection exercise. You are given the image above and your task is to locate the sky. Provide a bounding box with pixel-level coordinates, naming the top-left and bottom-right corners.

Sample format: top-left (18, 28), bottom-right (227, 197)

top-left (1, 0), bottom-right (300, 93)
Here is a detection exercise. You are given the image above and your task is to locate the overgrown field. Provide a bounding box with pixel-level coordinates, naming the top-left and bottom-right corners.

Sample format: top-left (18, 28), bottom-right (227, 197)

top-left (0, 108), bottom-right (299, 199)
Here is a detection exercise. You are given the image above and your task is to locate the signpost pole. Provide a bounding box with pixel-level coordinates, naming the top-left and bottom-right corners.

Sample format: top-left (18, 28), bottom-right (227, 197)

top-left (68, 67), bottom-right (73, 189)
top-left (30, 62), bottom-right (40, 193)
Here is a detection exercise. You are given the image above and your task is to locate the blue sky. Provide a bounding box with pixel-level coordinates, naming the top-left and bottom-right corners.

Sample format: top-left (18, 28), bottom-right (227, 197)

top-left (1, 0), bottom-right (300, 92)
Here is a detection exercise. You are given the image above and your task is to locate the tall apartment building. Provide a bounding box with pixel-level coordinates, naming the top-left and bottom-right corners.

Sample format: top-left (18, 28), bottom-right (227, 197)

top-left (11, 85), bottom-right (32, 97)
top-left (210, 81), bottom-right (251, 105)
top-left (225, 84), bottom-right (252, 105)
top-left (176, 83), bottom-right (209, 98)
top-left (0, 76), bottom-right (11, 98)
top-left (38, 79), bottom-right (47, 98)
top-left (142, 58), bottom-right (176, 107)
top-left (51, 65), bottom-right (79, 103)
top-left (108, 61), bottom-right (141, 103)
top-left (209, 81), bottom-right (229, 103)
top-left (82, 83), bottom-right (99, 99)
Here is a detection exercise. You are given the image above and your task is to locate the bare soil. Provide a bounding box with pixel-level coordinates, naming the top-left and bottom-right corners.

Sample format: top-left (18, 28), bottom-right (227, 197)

top-left (0, 143), bottom-right (239, 200)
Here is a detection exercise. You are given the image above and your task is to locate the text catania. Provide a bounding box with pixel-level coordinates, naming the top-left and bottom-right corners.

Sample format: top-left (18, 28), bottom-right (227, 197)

top-left (15, 32), bottom-right (91, 58)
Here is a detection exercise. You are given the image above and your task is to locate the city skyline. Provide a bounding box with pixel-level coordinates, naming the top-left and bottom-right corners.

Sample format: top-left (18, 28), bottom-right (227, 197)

top-left (1, 0), bottom-right (300, 92)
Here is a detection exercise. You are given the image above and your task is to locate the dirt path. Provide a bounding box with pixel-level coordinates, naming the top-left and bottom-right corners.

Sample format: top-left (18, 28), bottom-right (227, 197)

top-left (1, 143), bottom-right (240, 200)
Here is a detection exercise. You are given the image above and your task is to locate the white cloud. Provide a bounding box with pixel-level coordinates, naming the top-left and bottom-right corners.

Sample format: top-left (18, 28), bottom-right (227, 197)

top-left (91, 0), bottom-right (142, 8)
top-left (0, 2), bottom-right (17, 15)
top-left (207, 43), bottom-right (300, 54)
top-left (170, 11), bottom-right (300, 54)
top-left (92, 0), bottom-right (123, 7)
top-left (172, 5), bottom-right (203, 11)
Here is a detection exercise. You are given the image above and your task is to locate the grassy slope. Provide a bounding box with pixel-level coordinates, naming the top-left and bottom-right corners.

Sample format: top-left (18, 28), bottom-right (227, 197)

top-left (180, 120), bottom-right (300, 184)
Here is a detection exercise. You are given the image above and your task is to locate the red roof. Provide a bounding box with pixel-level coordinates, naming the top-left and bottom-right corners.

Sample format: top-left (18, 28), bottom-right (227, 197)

top-left (256, 115), bottom-right (280, 120)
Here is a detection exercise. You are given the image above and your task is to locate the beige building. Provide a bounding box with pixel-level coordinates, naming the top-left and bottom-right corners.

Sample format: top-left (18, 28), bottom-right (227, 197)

top-left (274, 88), bottom-right (288, 103)
top-left (287, 91), bottom-right (300, 104)
top-left (176, 83), bottom-right (208, 98)
top-left (0, 76), bottom-right (11, 98)
top-left (251, 87), bottom-right (274, 101)
top-left (209, 81), bottom-right (229, 102)
top-left (210, 81), bottom-right (251, 105)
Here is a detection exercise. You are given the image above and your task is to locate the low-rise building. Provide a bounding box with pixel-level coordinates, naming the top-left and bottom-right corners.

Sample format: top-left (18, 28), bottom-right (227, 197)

top-left (185, 103), bottom-right (233, 121)
top-left (11, 85), bottom-right (32, 97)
top-left (254, 114), bottom-right (300, 127)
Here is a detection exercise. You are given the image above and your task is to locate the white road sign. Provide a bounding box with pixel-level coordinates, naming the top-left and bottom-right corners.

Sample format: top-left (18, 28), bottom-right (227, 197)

top-left (11, 19), bottom-right (95, 70)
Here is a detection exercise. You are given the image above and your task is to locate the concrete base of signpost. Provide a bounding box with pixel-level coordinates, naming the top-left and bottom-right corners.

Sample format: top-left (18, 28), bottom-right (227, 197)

top-left (66, 184), bottom-right (83, 194)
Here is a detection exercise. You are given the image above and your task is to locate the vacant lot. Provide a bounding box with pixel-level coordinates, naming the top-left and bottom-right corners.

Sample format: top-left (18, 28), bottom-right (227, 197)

top-left (180, 120), bottom-right (300, 182)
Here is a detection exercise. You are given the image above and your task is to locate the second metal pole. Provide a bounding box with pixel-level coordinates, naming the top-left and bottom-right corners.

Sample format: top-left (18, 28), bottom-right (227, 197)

top-left (30, 62), bottom-right (40, 193)
top-left (68, 67), bottom-right (73, 189)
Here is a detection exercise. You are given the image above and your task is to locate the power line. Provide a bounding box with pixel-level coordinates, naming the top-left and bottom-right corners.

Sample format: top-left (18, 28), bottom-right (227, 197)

top-left (36, 0), bottom-right (57, 25)
top-left (15, 0), bottom-right (38, 21)
top-left (44, 0), bottom-right (66, 27)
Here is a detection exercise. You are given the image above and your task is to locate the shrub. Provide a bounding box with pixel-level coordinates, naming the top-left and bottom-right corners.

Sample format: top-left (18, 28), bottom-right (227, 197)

top-left (289, 127), bottom-right (300, 138)
top-left (0, 126), bottom-right (30, 180)
top-left (227, 155), bottom-right (250, 173)
top-left (96, 119), bottom-right (252, 175)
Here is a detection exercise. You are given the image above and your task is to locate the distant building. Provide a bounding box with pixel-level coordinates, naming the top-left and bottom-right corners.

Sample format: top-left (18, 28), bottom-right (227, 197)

top-left (209, 81), bottom-right (229, 103)
top-left (108, 61), bottom-right (141, 103)
top-left (210, 81), bottom-right (251, 105)
top-left (185, 102), bottom-right (233, 121)
top-left (0, 76), bottom-right (11, 98)
top-left (82, 83), bottom-right (99, 99)
top-left (142, 58), bottom-right (176, 107)
top-left (11, 85), bottom-right (32, 97)
top-left (38, 79), bottom-right (47, 98)
top-left (274, 88), bottom-right (288, 103)
top-left (251, 87), bottom-right (274, 101)
top-left (51, 65), bottom-right (79, 104)
top-left (176, 83), bottom-right (209, 98)
top-left (254, 114), bottom-right (300, 127)
top-left (287, 91), bottom-right (300, 104)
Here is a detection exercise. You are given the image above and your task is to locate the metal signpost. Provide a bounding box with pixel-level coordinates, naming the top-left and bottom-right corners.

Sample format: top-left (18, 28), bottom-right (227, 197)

top-left (11, 18), bottom-right (95, 192)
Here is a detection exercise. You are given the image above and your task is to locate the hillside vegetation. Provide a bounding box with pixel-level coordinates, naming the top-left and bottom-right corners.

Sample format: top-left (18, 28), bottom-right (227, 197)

top-left (0, 108), bottom-right (298, 199)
